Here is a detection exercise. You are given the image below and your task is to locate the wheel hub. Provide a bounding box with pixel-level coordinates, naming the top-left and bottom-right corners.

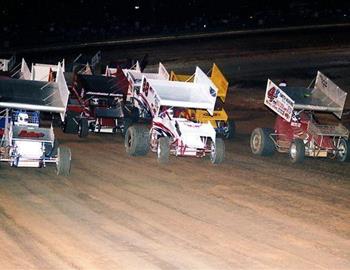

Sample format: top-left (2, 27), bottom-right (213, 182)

top-left (127, 135), bottom-right (132, 147)
top-left (338, 143), bottom-right (345, 158)
top-left (290, 144), bottom-right (297, 159)
top-left (157, 142), bottom-right (161, 157)
top-left (210, 141), bottom-right (216, 162)
top-left (252, 134), bottom-right (261, 151)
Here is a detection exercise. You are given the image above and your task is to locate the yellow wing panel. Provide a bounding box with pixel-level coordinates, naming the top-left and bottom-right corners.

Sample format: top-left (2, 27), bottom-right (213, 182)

top-left (170, 71), bottom-right (179, 81)
top-left (211, 63), bottom-right (228, 102)
top-left (170, 71), bottom-right (194, 82)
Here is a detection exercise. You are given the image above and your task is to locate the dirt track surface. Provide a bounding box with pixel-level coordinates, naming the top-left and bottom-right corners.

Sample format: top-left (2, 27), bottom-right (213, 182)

top-left (1, 32), bottom-right (350, 269)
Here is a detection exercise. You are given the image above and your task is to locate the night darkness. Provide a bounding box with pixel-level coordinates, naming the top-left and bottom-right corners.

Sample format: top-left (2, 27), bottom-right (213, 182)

top-left (1, 0), bottom-right (349, 50)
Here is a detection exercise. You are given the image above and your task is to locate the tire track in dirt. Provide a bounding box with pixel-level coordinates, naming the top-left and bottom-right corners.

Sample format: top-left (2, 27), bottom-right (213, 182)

top-left (60, 136), bottom-right (350, 268)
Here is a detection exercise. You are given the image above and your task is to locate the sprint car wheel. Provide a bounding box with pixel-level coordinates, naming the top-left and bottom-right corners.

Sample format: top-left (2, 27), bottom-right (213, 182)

top-left (122, 117), bottom-right (133, 137)
top-left (336, 138), bottom-right (350, 162)
top-left (78, 118), bottom-right (89, 138)
top-left (223, 119), bottom-right (236, 140)
top-left (157, 137), bottom-right (170, 164)
top-left (125, 125), bottom-right (149, 156)
top-left (289, 139), bottom-right (305, 164)
top-left (45, 139), bottom-right (59, 157)
top-left (56, 146), bottom-right (71, 176)
top-left (63, 111), bottom-right (79, 133)
top-left (250, 128), bottom-right (275, 156)
top-left (211, 138), bottom-right (225, 164)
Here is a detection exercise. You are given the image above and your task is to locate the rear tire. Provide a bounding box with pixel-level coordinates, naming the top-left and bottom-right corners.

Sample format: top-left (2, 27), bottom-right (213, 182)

top-left (211, 138), bottom-right (225, 164)
top-left (45, 139), bottom-right (59, 157)
top-left (223, 119), bottom-right (236, 140)
top-left (125, 125), bottom-right (149, 156)
top-left (337, 138), bottom-right (349, 162)
top-left (63, 111), bottom-right (79, 133)
top-left (78, 118), bottom-right (89, 138)
top-left (56, 146), bottom-right (71, 176)
top-left (250, 128), bottom-right (275, 156)
top-left (157, 137), bottom-right (170, 164)
top-left (289, 139), bottom-right (305, 163)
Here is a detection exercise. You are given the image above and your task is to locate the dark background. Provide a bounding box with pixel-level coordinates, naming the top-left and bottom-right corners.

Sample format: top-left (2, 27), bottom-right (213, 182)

top-left (1, 1), bottom-right (349, 50)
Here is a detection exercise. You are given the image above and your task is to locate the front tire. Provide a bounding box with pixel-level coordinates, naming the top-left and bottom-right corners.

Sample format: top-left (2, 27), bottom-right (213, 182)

top-left (157, 137), bottom-right (170, 164)
top-left (250, 128), bottom-right (275, 156)
top-left (56, 146), bottom-right (71, 176)
top-left (337, 138), bottom-right (350, 162)
top-left (211, 138), bottom-right (225, 164)
top-left (125, 125), bottom-right (149, 156)
top-left (289, 139), bottom-right (305, 163)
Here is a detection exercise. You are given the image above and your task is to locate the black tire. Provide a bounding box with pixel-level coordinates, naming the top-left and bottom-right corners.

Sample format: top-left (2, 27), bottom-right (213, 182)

top-left (122, 117), bottom-right (133, 137)
top-left (45, 139), bottom-right (59, 157)
top-left (78, 118), bottom-right (89, 138)
top-left (63, 111), bottom-right (79, 133)
top-left (56, 146), bottom-right (71, 176)
top-left (223, 119), bottom-right (236, 140)
top-left (250, 128), bottom-right (275, 156)
top-left (211, 138), bottom-right (225, 164)
top-left (289, 139), bottom-right (305, 164)
top-left (157, 137), bottom-right (170, 164)
top-left (336, 138), bottom-right (350, 162)
top-left (124, 125), bottom-right (149, 156)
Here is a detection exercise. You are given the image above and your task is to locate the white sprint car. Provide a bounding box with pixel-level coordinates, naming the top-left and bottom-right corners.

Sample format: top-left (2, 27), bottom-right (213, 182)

top-left (124, 67), bottom-right (225, 164)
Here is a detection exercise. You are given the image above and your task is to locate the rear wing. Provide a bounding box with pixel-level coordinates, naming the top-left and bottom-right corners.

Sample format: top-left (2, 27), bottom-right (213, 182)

top-left (20, 58), bottom-right (31, 80)
top-left (55, 64), bottom-right (70, 121)
top-left (170, 71), bottom-right (193, 82)
top-left (0, 55), bottom-right (16, 72)
top-left (0, 64), bottom-right (69, 121)
top-left (311, 71), bottom-right (347, 119)
top-left (76, 63), bottom-right (93, 75)
top-left (157, 63), bottom-right (169, 80)
top-left (90, 50), bottom-right (101, 70)
top-left (140, 67), bottom-right (218, 116)
top-left (193, 66), bottom-right (218, 115)
top-left (264, 72), bottom-right (348, 122)
top-left (171, 63), bottom-right (229, 102)
top-left (210, 63), bottom-right (229, 102)
top-left (30, 59), bottom-right (65, 81)
top-left (124, 62), bottom-right (169, 84)
top-left (105, 61), bottom-right (141, 77)
top-left (75, 68), bottom-right (129, 98)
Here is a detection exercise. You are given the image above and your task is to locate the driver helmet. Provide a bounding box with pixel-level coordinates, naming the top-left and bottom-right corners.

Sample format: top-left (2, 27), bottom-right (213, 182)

top-left (92, 98), bottom-right (99, 105)
top-left (18, 112), bottom-right (29, 124)
top-left (279, 80), bottom-right (287, 87)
